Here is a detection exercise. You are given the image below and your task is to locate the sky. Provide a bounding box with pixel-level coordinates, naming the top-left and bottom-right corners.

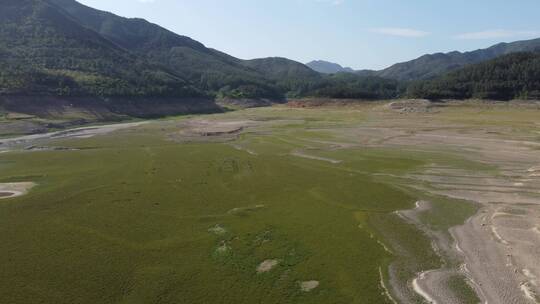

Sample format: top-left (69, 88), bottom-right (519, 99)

top-left (77, 0), bottom-right (540, 70)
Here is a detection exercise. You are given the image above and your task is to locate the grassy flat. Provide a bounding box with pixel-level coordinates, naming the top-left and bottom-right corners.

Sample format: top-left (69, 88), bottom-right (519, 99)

top-left (0, 104), bottom-right (503, 304)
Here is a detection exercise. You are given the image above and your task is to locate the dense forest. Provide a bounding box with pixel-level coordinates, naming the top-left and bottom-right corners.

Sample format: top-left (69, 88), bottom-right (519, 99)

top-left (407, 52), bottom-right (540, 100)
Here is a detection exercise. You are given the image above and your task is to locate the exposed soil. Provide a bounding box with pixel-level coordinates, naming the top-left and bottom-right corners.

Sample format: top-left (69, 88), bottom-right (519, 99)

top-left (323, 106), bottom-right (540, 304)
top-left (0, 122), bottom-right (147, 150)
top-left (299, 281), bottom-right (319, 292)
top-left (290, 151), bottom-right (342, 164)
top-left (256, 259), bottom-right (279, 273)
top-left (170, 119), bottom-right (256, 142)
top-left (276, 101), bottom-right (540, 304)
top-left (208, 225), bottom-right (227, 235)
top-left (0, 182), bottom-right (36, 200)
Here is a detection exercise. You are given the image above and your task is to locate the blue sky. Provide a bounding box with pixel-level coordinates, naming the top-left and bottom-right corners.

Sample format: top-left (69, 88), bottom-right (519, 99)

top-left (78, 0), bottom-right (540, 70)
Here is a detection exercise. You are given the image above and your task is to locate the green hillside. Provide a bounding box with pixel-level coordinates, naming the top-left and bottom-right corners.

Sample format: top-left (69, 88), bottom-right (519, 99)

top-left (407, 52), bottom-right (540, 100)
top-left (0, 0), bottom-right (201, 97)
top-left (377, 38), bottom-right (540, 81)
top-left (2, 0), bottom-right (539, 103)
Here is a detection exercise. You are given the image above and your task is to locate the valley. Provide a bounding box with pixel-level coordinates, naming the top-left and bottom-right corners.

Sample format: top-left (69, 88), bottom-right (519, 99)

top-left (1, 101), bottom-right (538, 303)
top-left (2, 1), bottom-right (540, 303)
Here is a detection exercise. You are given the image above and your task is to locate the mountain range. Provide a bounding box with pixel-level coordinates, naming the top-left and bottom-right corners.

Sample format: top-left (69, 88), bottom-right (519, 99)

top-left (1, 0), bottom-right (540, 109)
top-left (1, 0), bottom-right (330, 100)
top-left (308, 38), bottom-right (540, 81)
top-left (306, 60), bottom-right (355, 74)
top-left (408, 52), bottom-right (540, 100)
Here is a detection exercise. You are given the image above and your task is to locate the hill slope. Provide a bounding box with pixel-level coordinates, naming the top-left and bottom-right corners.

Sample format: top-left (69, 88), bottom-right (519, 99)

top-left (44, 0), bottom-right (317, 99)
top-left (7, 0), bottom-right (385, 100)
top-left (377, 38), bottom-right (540, 81)
top-left (407, 52), bottom-right (540, 100)
top-left (0, 0), bottom-right (200, 97)
top-left (306, 60), bottom-right (355, 74)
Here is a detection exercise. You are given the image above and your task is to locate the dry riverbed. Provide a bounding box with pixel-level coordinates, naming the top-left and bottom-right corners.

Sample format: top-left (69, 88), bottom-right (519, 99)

top-left (2, 100), bottom-right (539, 303)
top-left (328, 101), bottom-right (540, 304)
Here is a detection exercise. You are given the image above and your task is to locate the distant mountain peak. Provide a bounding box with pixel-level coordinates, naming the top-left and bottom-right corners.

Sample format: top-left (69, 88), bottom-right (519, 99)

top-left (306, 60), bottom-right (355, 74)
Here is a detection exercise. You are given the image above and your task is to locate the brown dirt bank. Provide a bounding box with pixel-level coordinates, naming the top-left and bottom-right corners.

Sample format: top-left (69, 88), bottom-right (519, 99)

top-left (0, 96), bottom-right (222, 119)
top-left (287, 98), bottom-right (540, 109)
top-left (0, 96), bottom-right (223, 136)
top-left (287, 98), bottom-right (385, 108)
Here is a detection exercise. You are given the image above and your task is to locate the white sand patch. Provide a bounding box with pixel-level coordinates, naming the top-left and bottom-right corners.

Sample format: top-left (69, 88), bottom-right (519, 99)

top-left (0, 182), bottom-right (36, 200)
top-left (299, 280), bottom-right (319, 292)
top-left (216, 242), bottom-right (230, 254)
top-left (227, 205), bottom-right (265, 215)
top-left (491, 226), bottom-right (509, 245)
top-left (256, 259), bottom-right (279, 273)
top-left (455, 242), bottom-right (464, 255)
top-left (523, 269), bottom-right (538, 284)
top-left (231, 144), bottom-right (257, 156)
top-left (208, 224), bottom-right (227, 235)
top-left (527, 166), bottom-right (540, 173)
top-left (379, 267), bottom-right (398, 304)
top-left (412, 271), bottom-right (438, 304)
top-left (459, 263), bottom-right (469, 274)
top-left (492, 212), bottom-right (524, 219)
top-left (377, 239), bottom-right (393, 254)
top-left (520, 282), bottom-right (538, 302)
top-left (290, 151), bottom-right (342, 164)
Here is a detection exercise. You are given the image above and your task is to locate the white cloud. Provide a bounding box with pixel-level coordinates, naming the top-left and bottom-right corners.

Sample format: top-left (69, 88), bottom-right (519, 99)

top-left (369, 27), bottom-right (430, 38)
top-left (455, 30), bottom-right (540, 40)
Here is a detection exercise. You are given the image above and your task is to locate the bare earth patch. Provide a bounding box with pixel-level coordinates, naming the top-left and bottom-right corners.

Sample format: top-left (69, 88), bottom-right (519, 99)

top-left (291, 151), bottom-right (342, 164)
top-left (283, 103), bottom-right (540, 304)
top-left (0, 122), bottom-right (147, 150)
top-left (208, 224), bottom-right (227, 235)
top-left (215, 242), bottom-right (230, 254)
top-left (299, 281), bottom-right (320, 292)
top-left (256, 259), bottom-right (279, 273)
top-left (0, 182), bottom-right (36, 200)
top-left (227, 205), bottom-right (265, 215)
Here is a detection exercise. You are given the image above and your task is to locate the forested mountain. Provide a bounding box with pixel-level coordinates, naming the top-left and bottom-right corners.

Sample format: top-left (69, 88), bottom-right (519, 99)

top-left (0, 0), bottom-right (398, 100)
top-left (42, 0), bottom-right (287, 98)
top-left (2, 0), bottom-right (539, 103)
top-left (377, 38), bottom-right (540, 81)
top-left (407, 52), bottom-right (540, 100)
top-left (0, 0), bottom-right (201, 97)
top-left (309, 74), bottom-right (402, 99)
top-left (0, 0), bottom-right (324, 99)
top-left (310, 38), bottom-right (540, 82)
top-left (306, 60), bottom-right (355, 74)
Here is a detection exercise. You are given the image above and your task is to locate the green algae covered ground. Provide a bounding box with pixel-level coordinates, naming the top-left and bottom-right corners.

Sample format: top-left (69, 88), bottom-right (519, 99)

top-left (0, 104), bottom-right (489, 304)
